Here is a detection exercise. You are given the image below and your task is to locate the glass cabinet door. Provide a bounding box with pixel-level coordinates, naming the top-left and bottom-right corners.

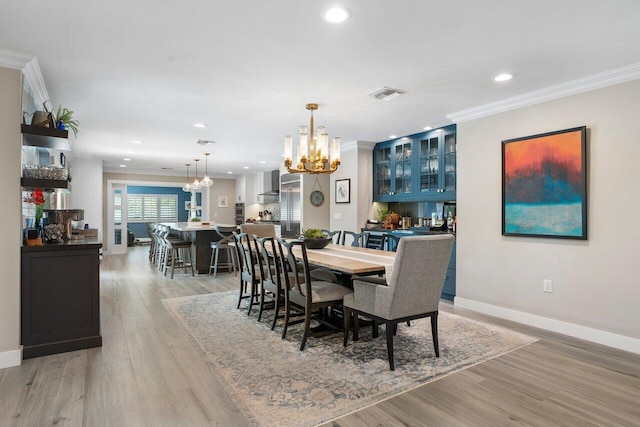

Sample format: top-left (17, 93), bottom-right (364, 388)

top-left (443, 132), bottom-right (456, 192)
top-left (419, 136), bottom-right (439, 193)
top-left (394, 141), bottom-right (412, 195)
top-left (374, 146), bottom-right (391, 195)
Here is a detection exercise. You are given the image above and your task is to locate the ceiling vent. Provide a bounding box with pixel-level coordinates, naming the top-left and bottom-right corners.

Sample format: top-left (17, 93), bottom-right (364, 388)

top-left (370, 86), bottom-right (405, 101)
top-left (196, 139), bottom-right (216, 146)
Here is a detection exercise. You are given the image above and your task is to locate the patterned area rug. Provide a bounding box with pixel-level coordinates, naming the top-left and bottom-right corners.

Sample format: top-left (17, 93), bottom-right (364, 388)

top-left (163, 291), bottom-right (537, 427)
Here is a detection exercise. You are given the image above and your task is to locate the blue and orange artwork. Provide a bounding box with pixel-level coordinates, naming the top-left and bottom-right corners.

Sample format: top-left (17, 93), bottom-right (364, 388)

top-left (502, 127), bottom-right (586, 239)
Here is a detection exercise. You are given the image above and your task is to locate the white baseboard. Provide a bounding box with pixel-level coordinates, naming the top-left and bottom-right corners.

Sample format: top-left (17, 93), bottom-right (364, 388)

top-left (454, 297), bottom-right (640, 355)
top-left (0, 348), bottom-right (22, 369)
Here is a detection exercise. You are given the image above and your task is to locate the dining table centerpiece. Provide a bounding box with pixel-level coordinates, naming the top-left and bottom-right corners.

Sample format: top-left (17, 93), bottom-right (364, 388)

top-left (300, 228), bottom-right (332, 249)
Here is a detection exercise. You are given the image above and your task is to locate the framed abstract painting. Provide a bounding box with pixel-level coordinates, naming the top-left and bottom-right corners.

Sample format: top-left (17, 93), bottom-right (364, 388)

top-left (502, 126), bottom-right (587, 239)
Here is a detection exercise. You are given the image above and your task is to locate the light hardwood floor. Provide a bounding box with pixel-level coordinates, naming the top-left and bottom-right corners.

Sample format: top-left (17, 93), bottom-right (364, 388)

top-left (1, 246), bottom-right (639, 426)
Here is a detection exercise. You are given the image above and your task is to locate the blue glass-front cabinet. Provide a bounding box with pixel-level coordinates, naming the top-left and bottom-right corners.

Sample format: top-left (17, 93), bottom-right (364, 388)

top-left (373, 138), bottom-right (414, 201)
top-left (374, 124), bottom-right (456, 202)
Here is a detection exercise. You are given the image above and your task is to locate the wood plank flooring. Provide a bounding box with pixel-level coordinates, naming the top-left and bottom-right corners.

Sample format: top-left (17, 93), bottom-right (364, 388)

top-left (1, 246), bottom-right (639, 426)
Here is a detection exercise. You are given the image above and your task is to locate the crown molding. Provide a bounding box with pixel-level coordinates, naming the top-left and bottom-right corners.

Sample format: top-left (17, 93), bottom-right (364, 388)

top-left (341, 140), bottom-right (377, 153)
top-left (447, 63), bottom-right (640, 123)
top-left (0, 48), bottom-right (49, 107)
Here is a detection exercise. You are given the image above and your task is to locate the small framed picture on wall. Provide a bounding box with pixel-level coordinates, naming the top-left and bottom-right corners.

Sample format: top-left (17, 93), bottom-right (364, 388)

top-left (335, 179), bottom-right (350, 204)
top-left (218, 196), bottom-right (228, 208)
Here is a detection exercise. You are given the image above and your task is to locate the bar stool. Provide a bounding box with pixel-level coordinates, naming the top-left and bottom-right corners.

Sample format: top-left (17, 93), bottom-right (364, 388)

top-left (209, 225), bottom-right (237, 278)
top-left (160, 226), bottom-right (194, 278)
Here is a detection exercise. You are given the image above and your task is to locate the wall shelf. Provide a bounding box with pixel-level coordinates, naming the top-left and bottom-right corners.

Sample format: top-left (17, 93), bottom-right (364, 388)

top-left (21, 124), bottom-right (71, 150)
top-left (21, 177), bottom-right (69, 191)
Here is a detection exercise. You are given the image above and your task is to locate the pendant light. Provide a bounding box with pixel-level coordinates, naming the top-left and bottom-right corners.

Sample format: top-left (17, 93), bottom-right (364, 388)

top-left (182, 163), bottom-right (192, 192)
top-left (200, 153), bottom-right (213, 187)
top-left (192, 159), bottom-right (201, 190)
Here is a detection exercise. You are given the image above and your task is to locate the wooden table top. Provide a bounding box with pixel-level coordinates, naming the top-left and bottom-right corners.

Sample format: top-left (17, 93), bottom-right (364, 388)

top-left (300, 243), bottom-right (395, 275)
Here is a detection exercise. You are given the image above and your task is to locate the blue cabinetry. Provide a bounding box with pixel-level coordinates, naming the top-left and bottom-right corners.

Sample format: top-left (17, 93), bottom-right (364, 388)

top-left (373, 125), bottom-right (456, 202)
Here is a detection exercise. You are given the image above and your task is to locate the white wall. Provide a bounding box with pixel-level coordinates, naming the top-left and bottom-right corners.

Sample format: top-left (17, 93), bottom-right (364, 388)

top-left (70, 158), bottom-right (103, 239)
top-left (456, 79), bottom-right (640, 351)
top-left (208, 178), bottom-right (236, 224)
top-left (329, 141), bottom-right (375, 235)
top-left (0, 66), bottom-right (22, 367)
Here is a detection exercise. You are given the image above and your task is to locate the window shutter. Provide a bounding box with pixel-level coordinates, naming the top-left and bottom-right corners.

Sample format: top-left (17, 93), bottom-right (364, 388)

top-left (128, 195), bottom-right (143, 221)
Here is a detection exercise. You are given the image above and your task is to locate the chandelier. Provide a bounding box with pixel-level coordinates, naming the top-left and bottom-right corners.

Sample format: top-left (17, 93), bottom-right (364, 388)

top-left (284, 103), bottom-right (340, 174)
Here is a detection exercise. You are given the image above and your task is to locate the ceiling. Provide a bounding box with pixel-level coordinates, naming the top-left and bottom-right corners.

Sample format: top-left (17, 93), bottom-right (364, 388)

top-left (2, 0), bottom-right (640, 177)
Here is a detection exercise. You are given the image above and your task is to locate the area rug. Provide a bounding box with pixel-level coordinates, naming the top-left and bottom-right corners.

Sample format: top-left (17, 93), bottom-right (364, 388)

top-left (163, 291), bottom-right (537, 427)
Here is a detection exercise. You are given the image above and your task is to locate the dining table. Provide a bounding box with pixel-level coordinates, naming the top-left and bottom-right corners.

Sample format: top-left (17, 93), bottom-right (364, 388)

top-left (298, 243), bottom-right (396, 278)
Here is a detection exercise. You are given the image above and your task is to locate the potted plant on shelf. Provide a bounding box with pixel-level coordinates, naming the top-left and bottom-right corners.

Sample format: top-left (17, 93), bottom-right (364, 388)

top-left (54, 105), bottom-right (79, 137)
top-left (300, 228), bottom-right (332, 249)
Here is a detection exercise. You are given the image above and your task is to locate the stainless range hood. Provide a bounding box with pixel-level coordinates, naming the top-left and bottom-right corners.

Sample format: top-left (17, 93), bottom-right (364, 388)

top-left (258, 170), bottom-right (280, 196)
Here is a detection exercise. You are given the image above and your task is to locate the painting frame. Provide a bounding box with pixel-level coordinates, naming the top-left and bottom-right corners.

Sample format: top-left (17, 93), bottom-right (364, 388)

top-left (218, 196), bottom-right (228, 208)
top-left (335, 179), bottom-right (350, 204)
top-left (502, 126), bottom-right (587, 240)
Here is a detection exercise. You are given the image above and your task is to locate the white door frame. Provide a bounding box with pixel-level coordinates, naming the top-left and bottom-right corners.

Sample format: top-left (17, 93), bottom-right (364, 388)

top-left (107, 182), bottom-right (127, 255)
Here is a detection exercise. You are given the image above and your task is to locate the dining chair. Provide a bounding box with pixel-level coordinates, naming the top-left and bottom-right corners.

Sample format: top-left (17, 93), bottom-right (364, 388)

top-left (363, 231), bottom-right (385, 250)
top-left (384, 233), bottom-right (401, 252)
top-left (277, 238), bottom-right (352, 350)
top-left (254, 235), bottom-right (288, 330)
top-left (321, 229), bottom-right (342, 244)
top-left (343, 234), bottom-right (454, 370)
top-left (340, 231), bottom-right (365, 247)
top-left (233, 232), bottom-right (261, 315)
top-left (209, 225), bottom-right (237, 278)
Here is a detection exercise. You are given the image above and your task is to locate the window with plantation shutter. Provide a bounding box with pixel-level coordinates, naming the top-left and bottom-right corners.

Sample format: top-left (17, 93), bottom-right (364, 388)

top-left (127, 194), bottom-right (178, 222)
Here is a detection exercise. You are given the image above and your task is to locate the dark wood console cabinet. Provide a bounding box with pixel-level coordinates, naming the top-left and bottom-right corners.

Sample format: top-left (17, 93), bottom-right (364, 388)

top-left (21, 240), bottom-right (102, 359)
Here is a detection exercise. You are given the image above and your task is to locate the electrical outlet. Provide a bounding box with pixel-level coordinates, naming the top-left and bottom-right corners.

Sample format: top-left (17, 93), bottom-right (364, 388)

top-left (543, 279), bottom-right (553, 293)
top-left (334, 213), bottom-right (342, 220)
top-left (214, 212), bottom-right (218, 217)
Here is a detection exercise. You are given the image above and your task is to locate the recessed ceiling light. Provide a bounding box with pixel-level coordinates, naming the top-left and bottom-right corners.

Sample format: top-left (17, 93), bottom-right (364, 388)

top-left (123, 158), bottom-right (131, 161)
top-left (401, 137), bottom-right (409, 141)
top-left (494, 73), bottom-right (513, 82)
top-left (424, 126), bottom-right (433, 131)
top-left (259, 161), bottom-right (267, 164)
top-left (227, 171), bottom-right (233, 174)
top-left (127, 151), bottom-right (136, 154)
top-left (119, 164), bottom-right (126, 168)
top-left (193, 123), bottom-right (206, 128)
top-left (132, 140), bottom-right (143, 144)
top-left (323, 7), bottom-right (351, 23)
top-left (389, 134), bottom-right (397, 139)
top-left (243, 166), bottom-right (249, 169)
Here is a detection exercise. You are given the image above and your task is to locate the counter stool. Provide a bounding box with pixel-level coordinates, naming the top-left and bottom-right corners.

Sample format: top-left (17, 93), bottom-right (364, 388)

top-left (163, 238), bottom-right (195, 278)
top-left (209, 225), bottom-right (237, 278)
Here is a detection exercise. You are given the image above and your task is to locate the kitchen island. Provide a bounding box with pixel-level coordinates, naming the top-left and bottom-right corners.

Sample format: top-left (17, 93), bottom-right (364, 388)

top-left (163, 222), bottom-right (238, 274)
top-left (21, 238), bottom-right (102, 359)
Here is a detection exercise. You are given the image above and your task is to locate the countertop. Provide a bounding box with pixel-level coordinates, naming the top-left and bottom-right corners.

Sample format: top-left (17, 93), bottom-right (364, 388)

top-left (22, 237), bottom-right (102, 252)
top-left (162, 222), bottom-right (237, 231)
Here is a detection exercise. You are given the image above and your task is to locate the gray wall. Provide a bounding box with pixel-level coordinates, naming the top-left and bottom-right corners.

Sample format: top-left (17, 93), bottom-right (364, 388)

top-left (456, 79), bottom-right (640, 349)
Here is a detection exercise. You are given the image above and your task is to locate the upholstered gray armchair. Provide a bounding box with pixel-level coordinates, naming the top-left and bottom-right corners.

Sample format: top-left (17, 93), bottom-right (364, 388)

top-left (343, 234), bottom-right (454, 370)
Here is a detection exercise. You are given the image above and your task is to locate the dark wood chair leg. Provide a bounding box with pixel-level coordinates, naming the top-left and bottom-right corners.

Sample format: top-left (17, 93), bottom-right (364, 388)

top-left (300, 307), bottom-right (312, 351)
top-left (431, 313), bottom-right (439, 357)
top-left (282, 298), bottom-right (290, 339)
top-left (353, 314), bottom-right (359, 342)
top-left (372, 319), bottom-right (379, 338)
top-left (257, 287), bottom-right (265, 321)
top-left (237, 280), bottom-right (244, 309)
top-left (386, 321), bottom-right (395, 371)
top-left (247, 281), bottom-right (257, 316)
top-left (392, 323), bottom-right (398, 336)
top-left (343, 307), bottom-right (350, 347)
top-left (270, 296), bottom-right (280, 331)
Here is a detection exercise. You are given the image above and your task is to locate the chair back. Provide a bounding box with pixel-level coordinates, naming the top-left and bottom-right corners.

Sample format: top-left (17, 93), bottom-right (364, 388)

top-left (340, 231), bottom-right (365, 247)
top-left (214, 225), bottom-right (237, 246)
top-left (382, 234), bottom-right (454, 319)
top-left (384, 233), bottom-right (400, 252)
top-left (277, 238), bottom-right (312, 300)
top-left (233, 232), bottom-right (258, 284)
top-left (254, 235), bottom-right (282, 290)
top-left (240, 223), bottom-right (276, 238)
top-left (363, 231), bottom-right (385, 250)
top-left (321, 229), bottom-right (341, 244)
